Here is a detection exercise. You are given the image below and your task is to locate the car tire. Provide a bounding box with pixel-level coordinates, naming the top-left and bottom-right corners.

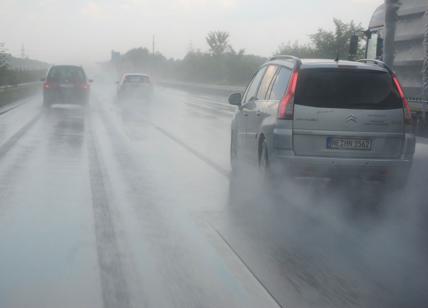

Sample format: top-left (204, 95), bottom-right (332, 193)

top-left (259, 140), bottom-right (274, 183)
top-left (387, 172), bottom-right (410, 191)
top-left (43, 99), bottom-right (51, 109)
top-left (230, 130), bottom-right (239, 176)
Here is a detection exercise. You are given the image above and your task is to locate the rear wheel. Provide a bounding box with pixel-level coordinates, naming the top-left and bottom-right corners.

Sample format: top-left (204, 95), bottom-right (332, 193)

top-left (230, 131), bottom-right (239, 176)
top-left (259, 140), bottom-right (274, 184)
top-left (43, 98), bottom-right (51, 109)
top-left (81, 97), bottom-right (90, 106)
top-left (385, 171), bottom-right (410, 191)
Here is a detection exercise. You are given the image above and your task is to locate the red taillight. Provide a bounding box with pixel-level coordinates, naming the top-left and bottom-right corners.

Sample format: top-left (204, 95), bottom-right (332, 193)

top-left (278, 70), bottom-right (299, 120)
top-left (43, 82), bottom-right (50, 89)
top-left (81, 83), bottom-right (90, 90)
top-left (392, 74), bottom-right (412, 122)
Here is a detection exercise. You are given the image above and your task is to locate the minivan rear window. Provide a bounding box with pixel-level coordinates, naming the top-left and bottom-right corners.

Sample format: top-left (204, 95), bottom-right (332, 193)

top-left (294, 69), bottom-right (402, 110)
top-left (124, 75), bottom-right (150, 83)
top-left (48, 66), bottom-right (86, 83)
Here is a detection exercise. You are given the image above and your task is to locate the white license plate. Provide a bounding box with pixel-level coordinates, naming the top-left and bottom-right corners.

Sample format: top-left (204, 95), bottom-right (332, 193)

top-left (327, 137), bottom-right (372, 151)
top-left (59, 84), bottom-right (75, 88)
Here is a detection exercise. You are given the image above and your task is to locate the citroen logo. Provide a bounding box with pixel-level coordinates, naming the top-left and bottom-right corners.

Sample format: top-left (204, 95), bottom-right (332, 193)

top-left (346, 114), bottom-right (358, 123)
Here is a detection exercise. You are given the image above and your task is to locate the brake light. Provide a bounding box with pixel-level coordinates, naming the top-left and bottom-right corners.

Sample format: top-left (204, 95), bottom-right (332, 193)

top-left (43, 82), bottom-right (50, 89)
top-left (392, 74), bottom-right (412, 123)
top-left (278, 70), bottom-right (299, 120)
top-left (80, 83), bottom-right (90, 90)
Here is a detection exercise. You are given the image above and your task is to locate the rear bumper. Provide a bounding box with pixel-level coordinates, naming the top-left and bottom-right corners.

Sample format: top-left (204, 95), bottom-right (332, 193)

top-left (271, 151), bottom-right (412, 178)
top-left (44, 90), bottom-right (89, 104)
top-left (271, 128), bottom-right (415, 178)
top-left (118, 87), bottom-right (153, 97)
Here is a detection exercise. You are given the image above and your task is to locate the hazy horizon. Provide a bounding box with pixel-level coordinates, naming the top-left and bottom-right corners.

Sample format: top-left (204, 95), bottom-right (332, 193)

top-left (0, 0), bottom-right (381, 65)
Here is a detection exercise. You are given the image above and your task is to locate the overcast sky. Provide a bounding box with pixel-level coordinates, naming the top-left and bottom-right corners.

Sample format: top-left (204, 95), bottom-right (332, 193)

top-left (0, 0), bottom-right (382, 65)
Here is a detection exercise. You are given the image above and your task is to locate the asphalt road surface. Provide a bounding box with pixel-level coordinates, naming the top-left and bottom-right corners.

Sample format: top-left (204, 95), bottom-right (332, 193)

top-left (0, 84), bottom-right (427, 308)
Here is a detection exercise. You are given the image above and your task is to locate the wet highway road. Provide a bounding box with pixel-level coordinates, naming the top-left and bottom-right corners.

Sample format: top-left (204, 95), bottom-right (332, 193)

top-left (0, 84), bottom-right (427, 308)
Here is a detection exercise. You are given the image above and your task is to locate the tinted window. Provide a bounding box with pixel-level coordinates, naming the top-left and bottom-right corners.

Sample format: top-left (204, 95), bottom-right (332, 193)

top-left (48, 66), bottom-right (86, 83)
top-left (268, 67), bottom-right (292, 100)
top-left (124, 75), bottom-right (150, 83)
top-left (295, 69), bottom-right (402, 109)
top-left (243, 66), bottom-right (266, 104)
top-left (257, 65), bottom-right (278, 100)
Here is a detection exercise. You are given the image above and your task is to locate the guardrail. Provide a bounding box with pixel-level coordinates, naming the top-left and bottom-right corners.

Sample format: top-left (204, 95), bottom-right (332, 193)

top-left (156, 80), bottom-right (245, 97)
top-left (0, 82), bottom-right (41, 108)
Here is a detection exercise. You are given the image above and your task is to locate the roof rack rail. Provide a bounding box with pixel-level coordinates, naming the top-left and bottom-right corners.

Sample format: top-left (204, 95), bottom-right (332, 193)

top-left (358, 59), bottom-right (393, 72)
top-left (270, 55), bottom-right (302, 65)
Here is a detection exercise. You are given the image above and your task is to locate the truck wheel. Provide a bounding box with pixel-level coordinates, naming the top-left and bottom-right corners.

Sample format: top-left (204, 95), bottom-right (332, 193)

top-left (383, 168), bottom-right (410, 191)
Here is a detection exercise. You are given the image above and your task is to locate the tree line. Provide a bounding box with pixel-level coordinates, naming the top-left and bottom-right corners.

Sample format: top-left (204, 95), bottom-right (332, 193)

top-left (111, 19), bottom-right (365, 86)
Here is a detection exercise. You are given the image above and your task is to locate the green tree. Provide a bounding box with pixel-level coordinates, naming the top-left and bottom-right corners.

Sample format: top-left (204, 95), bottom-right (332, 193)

top-left (206, 31), bottom-right (231, 56)
top-left (310, 19), bottom-right (364, 59)
top-left (114, 47), bottom-right (168, 78)
top-left (276, 19), bottom-right (365, 60)
top-left (276, 41), bottom-right (317, 58)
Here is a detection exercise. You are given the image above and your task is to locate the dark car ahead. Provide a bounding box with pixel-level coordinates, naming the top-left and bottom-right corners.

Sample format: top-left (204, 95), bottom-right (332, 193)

top-left (42, 65), bottom-right (91, 107)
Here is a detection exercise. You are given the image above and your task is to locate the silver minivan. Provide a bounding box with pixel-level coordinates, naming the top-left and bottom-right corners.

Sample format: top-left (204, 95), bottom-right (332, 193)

top-left (229, 56), bottom-right (415, 187)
